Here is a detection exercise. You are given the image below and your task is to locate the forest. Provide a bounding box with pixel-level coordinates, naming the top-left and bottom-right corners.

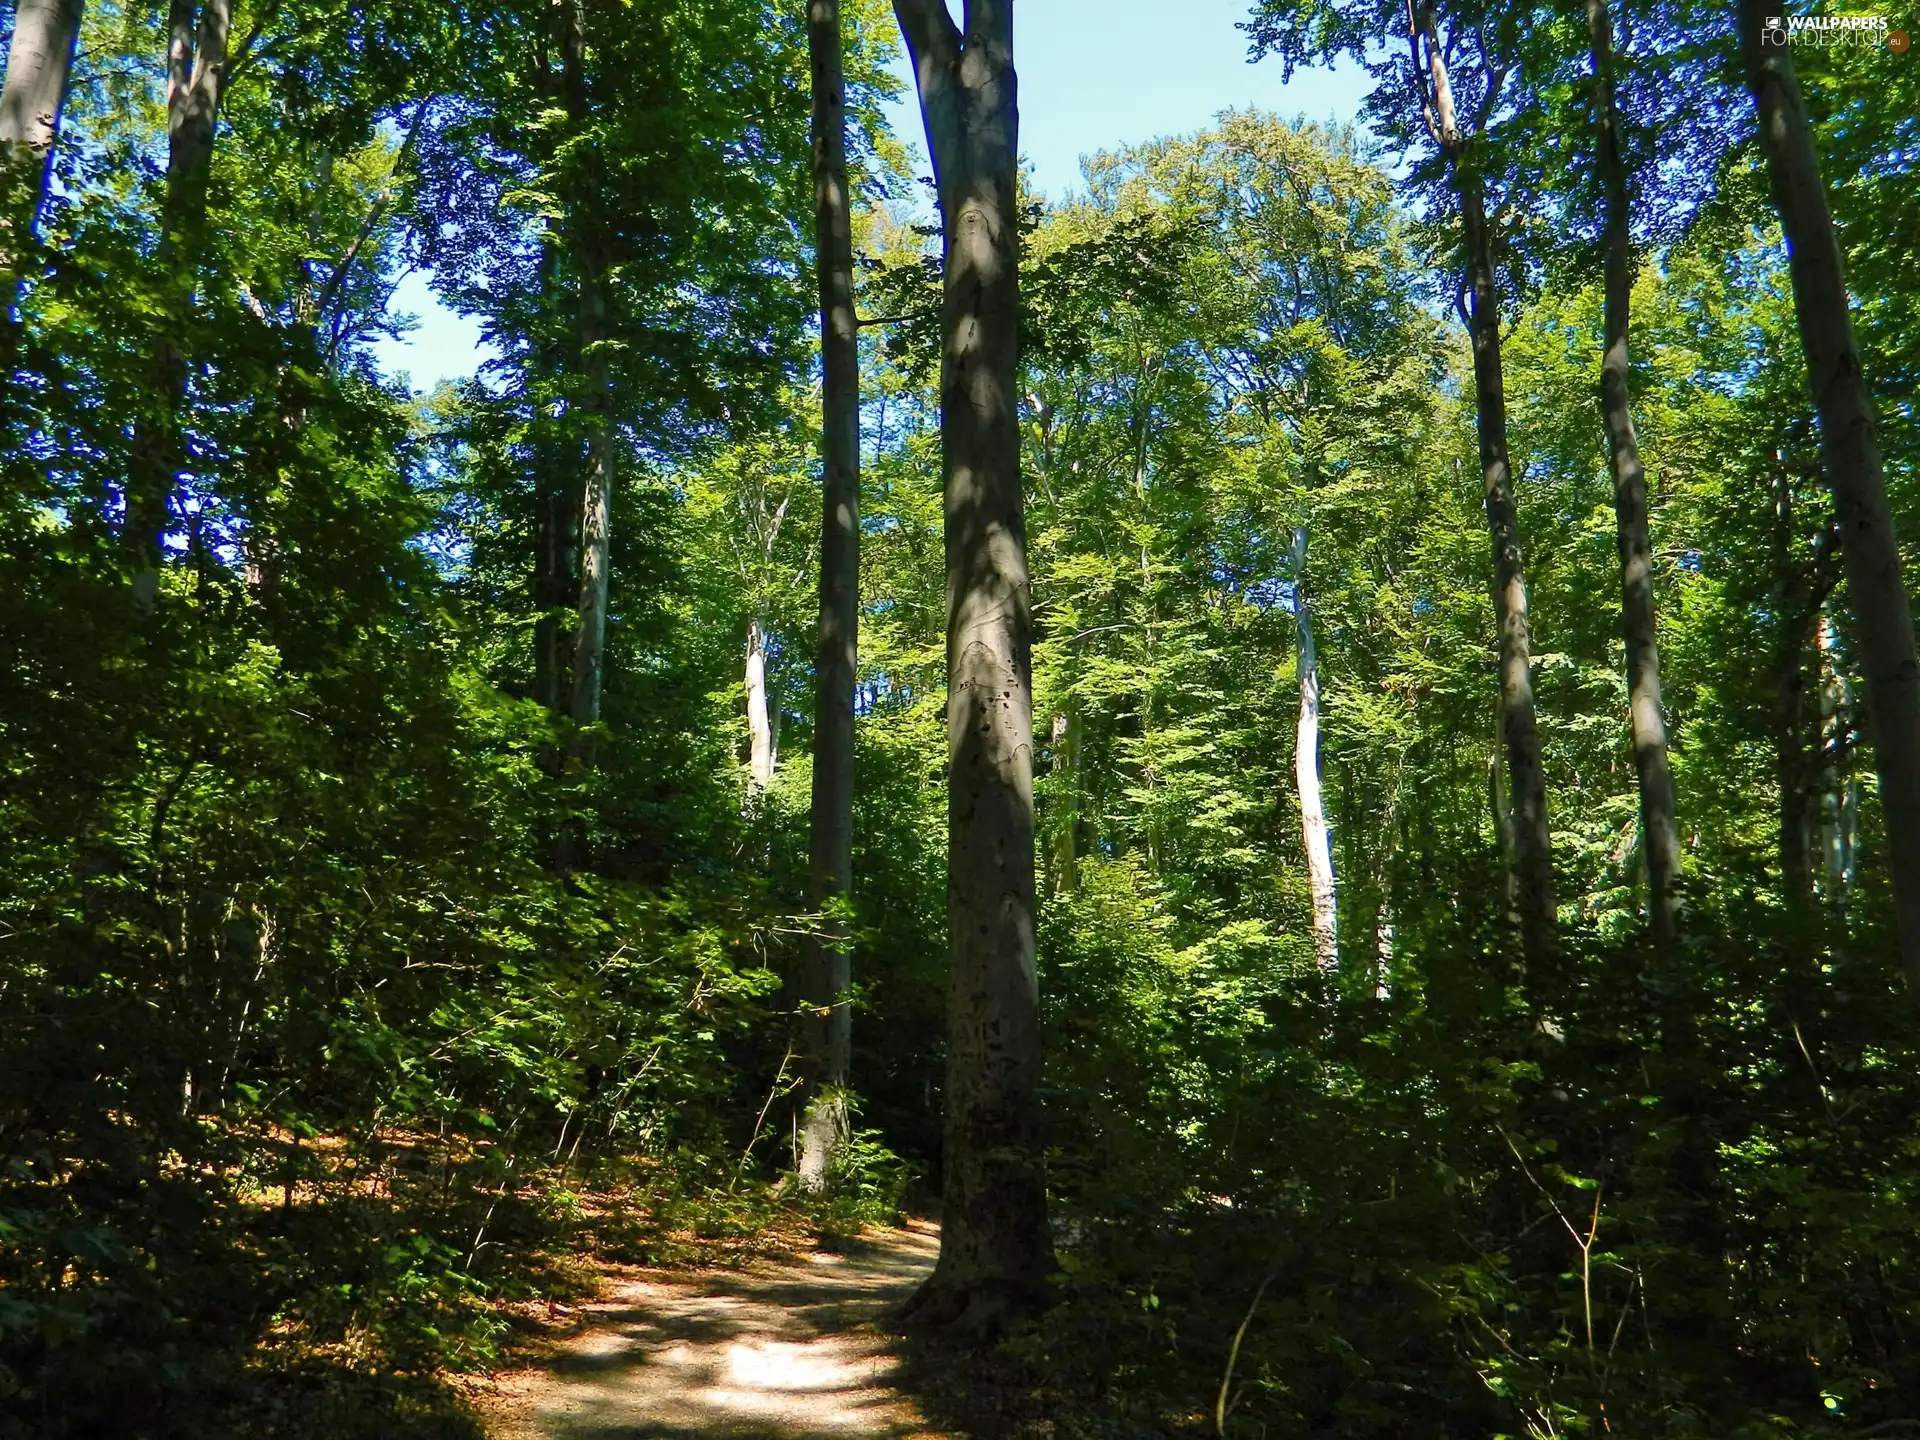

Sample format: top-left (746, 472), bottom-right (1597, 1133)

top-left (1, 0), bottom-right (1918, 1434)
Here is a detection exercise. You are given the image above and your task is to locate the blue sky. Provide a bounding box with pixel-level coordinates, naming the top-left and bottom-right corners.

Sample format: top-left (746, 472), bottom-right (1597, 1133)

top-left (373, 1), bottom-right (1372, 390)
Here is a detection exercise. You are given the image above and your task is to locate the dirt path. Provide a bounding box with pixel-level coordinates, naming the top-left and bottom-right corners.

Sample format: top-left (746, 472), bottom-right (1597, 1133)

top-left (479, 1220), bottom-right (950, 1439)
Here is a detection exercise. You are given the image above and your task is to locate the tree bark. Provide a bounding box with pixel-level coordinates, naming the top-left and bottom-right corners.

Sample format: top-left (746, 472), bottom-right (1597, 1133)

top-left (797, 0), bottom-right (860, 1192)
top-left (1417, 10), bottom-right (1556, 974)
top-left (1291, 527), bottom-right (1337, 970)
top-left (893, 0), bottom-right (1051, 1328)
top-left (0, 0), bottom-right (82, 301)
top-left (128, 0), bottom-right (233, 608)
top-left (1817, 611), bottom-right (1858, 908)
top-left (562, 0), bottom-right (616, 755)
top-left (1587, 0), bottom-right (1680, 954)
top-left (1773, 465), bottom-right (1815, 910)
top-left (745, 616), bottom-right (776, 793)
top-left (1741, 0), bottom-right (1920, 993)
top-left (1049, 707), bottom-right (1079, 894)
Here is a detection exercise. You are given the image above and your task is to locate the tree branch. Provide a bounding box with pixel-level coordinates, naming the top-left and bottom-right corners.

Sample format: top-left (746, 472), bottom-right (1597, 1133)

top-left (317, 95), bottom-right (433, 356)
top-left (892, 0), bottom-right (960, 69)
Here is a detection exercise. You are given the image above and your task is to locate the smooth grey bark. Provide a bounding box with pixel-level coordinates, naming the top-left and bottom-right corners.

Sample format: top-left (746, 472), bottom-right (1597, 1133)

top-left (562, 0), bottom-right (616, 757)
top-left (1291, 527), bottom-right (1337, 970)
top-left (1773, 464), bottom-right (1816, 910)
top-left (1740, 0), bottom-right (1920, 992)
top-left (1415, 8), bottom-right (1556, 974)
top-left (797, 0), bottom-right (860, 1193)
top-left (1586, 0), bottom-right (1681, 953)
top-left (893, 0), bottom-right (1051, 1328)
top-left (128, 0), bottom-right (233, 608)
top-left (1817, 612), bottom-right (1858, 907)
top-left (0, 0), bottom-right (82, 296)
top-left (745, 616), bottom-right (775, 793)
top-left (1049, 707), bottom-right (1079, 894)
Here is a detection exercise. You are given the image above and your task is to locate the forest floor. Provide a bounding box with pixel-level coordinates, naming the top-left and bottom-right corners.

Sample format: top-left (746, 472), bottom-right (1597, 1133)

top-left (471, 1218), bottom-right (954, 1439)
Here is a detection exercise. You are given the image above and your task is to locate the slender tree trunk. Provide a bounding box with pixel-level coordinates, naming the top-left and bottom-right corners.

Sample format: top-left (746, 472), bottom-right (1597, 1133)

top-left (1587, 0), bottom-right (1680, 952)
top-left (1741, 0), bottom-right (1920, 993)
top-left (1817, 611), bottom-right (1857, 908)
top-left (531, 240), bottom-right (579, 719)
top-left (128, 0), bottom-right (233, 608)
top-left (0, 0), bottom-right (83, 304)
top-left (1774, 467), bottom-right (1814, 909)
top-left (562, 0), bottom-right (616, 757)
top-left (796, 0), bottom-right (860, 1192)
top-left (894, 0), bottom-right (1051, 1328)
top-left (1418, 13), bottom-right (1556, 975)
top-left (1049, 707), bottom-right (1079, 894)
top-left (1291, 527), bottom-right (1337, 970)
top-left (745, 616), bottom-right (776, 793)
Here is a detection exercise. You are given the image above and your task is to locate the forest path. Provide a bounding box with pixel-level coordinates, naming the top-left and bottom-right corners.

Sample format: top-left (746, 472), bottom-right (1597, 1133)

top-left (479, 1219), bottom-right (950, 1440)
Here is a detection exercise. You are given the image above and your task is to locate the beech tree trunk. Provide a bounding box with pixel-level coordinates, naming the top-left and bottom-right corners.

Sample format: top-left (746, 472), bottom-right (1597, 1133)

top-left (745, 616), bottom-right (775, 793)
top-left (1587, 0), bottom-right (1681, 953)
top-left (893, 0), bottom-right (1051, 1328)
top-left (0, 0), bottom-right (82, 298)
top-left (562, 0), bottom-right (616, 754)
top-left (1050, 708), bottom-right (1079, 894)
top-left (1417, 12), bottom-right (1556, 974)
top-left (1291, 527), bottom-right (1337, 970)
top-left (1773, 466), bottom-right (1815, 910)
top-left (1817, 612), bottom-right (1858, 907)
top-left (797, 0), bottom-right (860, 1192)
top-left (128, 0), bottom-right (233, 608)
top-left (1741, 0), bottom-right (1920, 992)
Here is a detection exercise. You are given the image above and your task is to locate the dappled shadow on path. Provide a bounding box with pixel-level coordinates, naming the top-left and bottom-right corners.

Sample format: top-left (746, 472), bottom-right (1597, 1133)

top-left (483, 1220), bottom-right (949, 1439)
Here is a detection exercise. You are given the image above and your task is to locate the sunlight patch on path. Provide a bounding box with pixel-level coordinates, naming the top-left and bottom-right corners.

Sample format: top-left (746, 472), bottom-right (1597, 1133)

top-left (482, 1221), bottom-right (948, 1439)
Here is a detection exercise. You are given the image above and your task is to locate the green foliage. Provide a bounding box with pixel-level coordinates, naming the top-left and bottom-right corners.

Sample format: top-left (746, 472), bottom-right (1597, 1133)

top-left (4, 2), bottom-right (1920, 1437)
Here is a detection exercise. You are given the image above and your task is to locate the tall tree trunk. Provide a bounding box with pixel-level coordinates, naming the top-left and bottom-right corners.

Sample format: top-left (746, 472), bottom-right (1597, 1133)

top-left (745, 616), bottom-right (776, 793)
top-left (0, 0), bottom-right (83, 304)
top-left (796, 0), bottom-right (860, 1192)
top-left (1817, 611), bottom-right (1858, 908)
top-left (1587, 0), bottom-right (1681, 953)
top-left (1049, 707), bottom-right (1079, 894)
top-left (1741, 0), bottom-right (1920, 993)
top-left (893, 0), bottom-right (1051, 1328)
top-left (1291, 527), bottom-right (1337, 970)
top-left (128, 0), bottom-right (233, 608)
top-left (562, 0), bottom-right (616, 759)
top-left (1417, 11), bottom-right (1556, 975)
top-left (1773, 466), bottom-right (1814, 910)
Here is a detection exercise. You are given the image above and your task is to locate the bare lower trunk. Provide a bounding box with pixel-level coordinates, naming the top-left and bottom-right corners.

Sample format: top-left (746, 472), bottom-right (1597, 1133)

top-left (1817, 612), bottom-right (1858, 908)
top-left (797, 0), bottom-right (860, 1192)
top-left (745, 617), bottom-right (775, 793)
top-left (563, 0), bottom-right (615, 760)
top-left (1741, 0), bottom-right (1920, 993)
top-left (894, 0), bottom-right (1051, 1327)
top-left (1774, 468), bottom-right (1814, 909)
top-left (1417, 12), bottom-right (1555, 977)
top-left (1587, 0), bottom-right (1680, 953)
top-left (531, 242), bottom-right (579, 719)
top-left (128, 0), bottom-right (233, 608)
top-left (1462, 177), bottom-right (1554, 974)
top-left (1049, 708), bottom-right (1079, 894)
top-left (1291, 527), bottom-right (1337, 970)
top-left (0, 0), bottom-right (83, 298)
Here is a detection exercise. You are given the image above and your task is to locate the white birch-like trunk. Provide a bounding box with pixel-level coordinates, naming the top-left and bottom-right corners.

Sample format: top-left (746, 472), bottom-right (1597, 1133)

top-left (1292, 527), bottom-right (1337, 970)
top-left (1817, 612), bottom-right (1857, 906)
top-left (746, 617), bottom-right (775, 793)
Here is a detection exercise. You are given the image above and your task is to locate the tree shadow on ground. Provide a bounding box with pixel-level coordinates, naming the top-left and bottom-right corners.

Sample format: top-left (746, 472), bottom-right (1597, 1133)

top-left (487, 1222), bottom-right (947, 1440)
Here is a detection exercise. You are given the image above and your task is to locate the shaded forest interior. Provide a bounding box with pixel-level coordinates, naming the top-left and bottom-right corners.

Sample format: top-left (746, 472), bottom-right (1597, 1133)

top-left (4, 0), bottom-right (1920, 1434)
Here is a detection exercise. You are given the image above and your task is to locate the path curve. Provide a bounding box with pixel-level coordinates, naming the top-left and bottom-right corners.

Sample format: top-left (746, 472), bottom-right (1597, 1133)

top-left (481, 1220), bottom-right (949, 1439)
